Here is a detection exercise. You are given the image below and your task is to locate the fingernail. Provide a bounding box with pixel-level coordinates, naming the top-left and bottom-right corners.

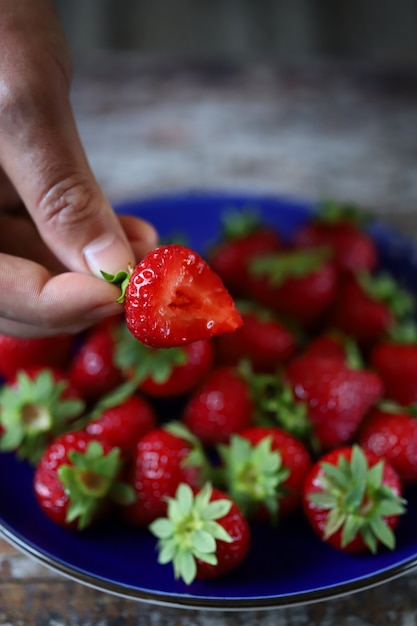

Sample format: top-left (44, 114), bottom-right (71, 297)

top-left (83, 233), bottom-right (133, 277)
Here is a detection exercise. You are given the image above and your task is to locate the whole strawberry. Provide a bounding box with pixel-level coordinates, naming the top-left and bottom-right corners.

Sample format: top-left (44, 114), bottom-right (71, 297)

top-left (248, 247), bottom-right (338, 328)
top-left (114, 322), bottom-right (214, 398)
top-left (303, 445), bottom-right (406, 553)
top-left (358, 402), bottom-right (417, 485)
top-left (149, 482), bottom-right (250, 583)
top-left (123, 422), bottom-right (210, 527)
top-left (370, 330), bottom-right (417, 405)
top-left (85, 388), bottom-right (157, 460)
top-left (0, 367), bottom-right (85, 464)
top-left (182, 366), bottom-right (255, 447)
top-left (330, 272), bottom-right (415, 349)
top-left (217, 426), bottom-right (312, 522)
top-left (69, 319), bottom-right (124, 403)
top-left (284, 354), bottom-right (383, 451)
top-left (293, 200), bottom-right (378, 276)
top-left (0, 333), bottom-right (74, 382)
top-left (33, 430), bottom-right (135, 530)
top-left (207, 209), bottom-right (282, 297)
top-left (214, 302), bottom-right (297, 372)
top-left (103, 244), bottom-right (242, 348)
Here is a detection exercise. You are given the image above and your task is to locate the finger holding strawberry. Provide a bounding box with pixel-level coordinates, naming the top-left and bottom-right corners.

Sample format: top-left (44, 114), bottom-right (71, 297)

top-left (103, 244), bottom-right (242, 349)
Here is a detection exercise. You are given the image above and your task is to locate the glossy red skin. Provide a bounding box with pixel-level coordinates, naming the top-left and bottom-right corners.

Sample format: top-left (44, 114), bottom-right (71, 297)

top-left (124, 245), bottom-right (242, 348)
top-left (248, 260), bottom-right (338, 329)
top-left (370, 342), bottom-right (417, 406)
top-left (285, 355), bottom-right (383, 450)
top-left (214, 311), bottom-right (296, 372)
top-left (294, 220), bottom-right (378, 275)
top-left (33, 431), bottom-right (115, 529)
top-left (194, 488), bottom-right (250, 580)
top-left (0, 333), bottom-right (74, 382)
top-left (303, 447), bottom-right (402, 552)
top-left (182, 366), bottom-right (255, 446)
top-left (208, 229), bottom-right (282, 298)
top-left (139, 339), bottom-right (215, 398)
top-left (123, 429), bottom-right (203, 527)
top-left (330, 276), bottom-right (393, 349)
top-left (301, 333), bottom-right (348, 362)
top-left (69, 323), bottom-right (124, 403)
top-left (238, 426), bottom-right (312, 518)
top-left (85, 394), bottom-right (157, 460)
top-left (358, 407), bottom-right (417, 485)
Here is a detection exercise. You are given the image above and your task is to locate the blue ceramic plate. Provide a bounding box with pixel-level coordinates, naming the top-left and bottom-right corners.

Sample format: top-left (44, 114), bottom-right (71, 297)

top-left (1, 190), bottom-right (417, 610)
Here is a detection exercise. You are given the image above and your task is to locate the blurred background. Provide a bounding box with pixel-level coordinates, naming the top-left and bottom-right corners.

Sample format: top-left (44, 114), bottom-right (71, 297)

top-left (55, 0), bottom-right (417, 66)
top-left (49, 0), bottom-right (417, 223)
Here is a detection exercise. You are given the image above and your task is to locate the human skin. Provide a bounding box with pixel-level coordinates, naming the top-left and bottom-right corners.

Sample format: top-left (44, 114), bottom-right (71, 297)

top-left (0, 0), bottom-right (157, 337)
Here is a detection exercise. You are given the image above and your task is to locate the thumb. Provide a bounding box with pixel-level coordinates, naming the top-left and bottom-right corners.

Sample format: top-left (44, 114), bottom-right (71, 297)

top-left (0, 6), bottom-right (138, 277)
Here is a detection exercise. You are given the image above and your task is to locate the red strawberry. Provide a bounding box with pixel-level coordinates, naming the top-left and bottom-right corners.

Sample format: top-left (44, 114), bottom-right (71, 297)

top-left (182, 366), bottom-right (255, 446)
top-left (149, 482), bottom-right (250, 583)
top-left (114, 321), bottom-right (214, 398)
top-left (217, 426), bottom-right (312, 522)
top-left (0, 367), bottom-right (85, 464)
top-left (0, 333), bottom-right (74, 381)
top-left (33, 430), bottom-right (135, 530)
top-left (294, 200), bottom-right (378, 275)
top-left (303, 445), bottom-right (406, 553)
top-left (247, 247), bottom-right (338, 328)
top-left (103, 244), bottom-right (242, 348)
top-left (208, 209), bottom-right (281, 297)
top-left (370, 337), bottom-right (417, 406)
top-left (358, 402), bottom-right (417, 485)
top-left (214, 303), bottom-right (296, 372)
top-left (284, 354), bottom-right (383, 450)
top-left (85, 388), bottom-right (157, 460)
top-left (330, 272), bottom-right (415, 349)
top-left (123, 422), bottom-right (210, 527)
top-left (69, 320), bottom-right (124, 403)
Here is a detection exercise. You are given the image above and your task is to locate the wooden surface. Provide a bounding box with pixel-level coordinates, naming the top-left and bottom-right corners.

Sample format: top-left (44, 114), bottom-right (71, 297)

top-left (2, 55), bottom-right (417, 625)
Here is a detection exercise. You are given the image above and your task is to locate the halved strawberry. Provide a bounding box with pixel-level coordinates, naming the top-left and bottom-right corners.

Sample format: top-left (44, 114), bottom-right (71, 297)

top-left (103, 244), bottom-right (242, 348)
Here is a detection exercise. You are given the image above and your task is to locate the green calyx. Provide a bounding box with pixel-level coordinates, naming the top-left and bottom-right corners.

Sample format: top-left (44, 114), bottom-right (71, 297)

top-left (217, 434), bottom-right (290, 522)
top-left (149, 482), bottom-right (233, 585)
top-left (58, 440), bottom-right (135, 530)
top-left (0, 369), bottom-right (85, 464)
top-left (249, 246), bottom-right (331, 287)
top-left (358, 271), bottom-right (415, 321)
top-left (238, 360), bottom-right (313, 444)
top-left (317, 199), bottom-right (372, 226)
top-left (386, 319), bottom-right (417, 344)
top-left (114, 323), bottom-right (187, 385)
top-left (220, 207), bottom-right (263, 241)
top-left (164, 421), bottom-right (213, 486)
top-left (308, 445), bottom-right (407, 553)
top-left (101, 267), bottom-right (132, 304)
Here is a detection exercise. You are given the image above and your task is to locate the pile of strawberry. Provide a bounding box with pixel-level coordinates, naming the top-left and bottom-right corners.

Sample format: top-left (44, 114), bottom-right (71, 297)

top-left (1, 199), bottom-right (417, 587)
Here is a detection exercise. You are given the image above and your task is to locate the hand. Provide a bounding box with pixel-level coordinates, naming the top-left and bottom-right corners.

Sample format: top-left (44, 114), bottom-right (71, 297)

top-left (0, 0), bottom-right (157, 338)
